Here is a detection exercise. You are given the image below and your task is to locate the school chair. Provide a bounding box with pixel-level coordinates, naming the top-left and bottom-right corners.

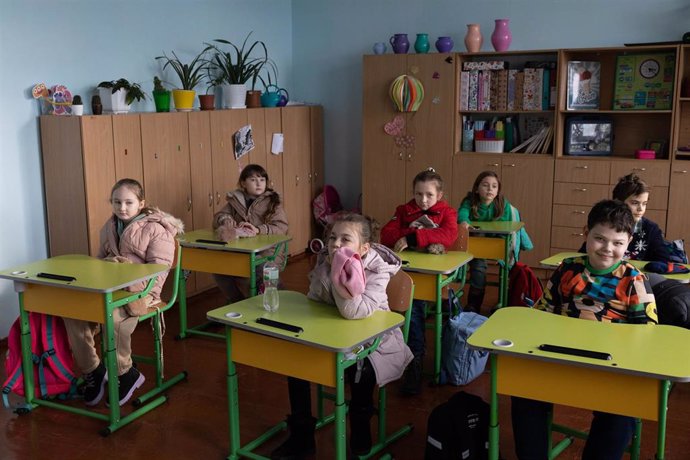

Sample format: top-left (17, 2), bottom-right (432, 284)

top-left (131, 240), bottom-right (188, 407)
top-left (316, 270), bottom-right (415, 460)
top-left (547, 410), bottom-right (642, 459)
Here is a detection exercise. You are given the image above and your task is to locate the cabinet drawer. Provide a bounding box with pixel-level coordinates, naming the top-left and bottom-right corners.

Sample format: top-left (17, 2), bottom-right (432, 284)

top-left (551, 226), bottom-right (586, 250)
top-left (609, 160), bottom-right (670, 187)
top-left (552, 204), bottom-right (589, 228)
top-left (555, 159), bottom-right (610, 184)
top-left (553, 182), bottom-right (610, 206)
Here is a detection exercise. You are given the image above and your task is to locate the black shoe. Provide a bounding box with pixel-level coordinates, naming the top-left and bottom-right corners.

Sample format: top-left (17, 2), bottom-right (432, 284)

top-left (400, 357), bottom-right (423, 395)
top-left (114, 367), bottom-right (145, 406)
top-left (83, 363), bottom-right (108, 406)
top-left (349, 406), bottom-right (373, 456)
top-left (270, 415), bottom-right (316, 460)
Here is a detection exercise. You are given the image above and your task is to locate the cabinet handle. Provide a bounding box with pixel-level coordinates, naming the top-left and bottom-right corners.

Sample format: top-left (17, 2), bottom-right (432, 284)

top-left (632, 167), bottom-right (646, 172)
top-left (673, 170), bottom-right (688, 174)
top-left (576, 165), bottom-right (588, 169)
top-left (187, 197), bottom-right (192, 211)
top-left (296, 175), bottom-right (300, 186)
top-left (488, 163), bottom-right (499, 167)
top-left (199, 142), bottom-right (204, 150)
top-left (208, 193), bottom-right (213, 207)
top-left (505, 163), bottom-right (516, 167)
top-left (216, 192), bottom-right (221, 204)
top-left (308, 173), bottom-right (312, 183)
top-left (398, 152), bottom-right (403, 160)
top-left (575, 188), bottom-right (587, 192)
top-left (124, 149), bottom-right (128, 156)
top-left (572, 210), bottom-right (586, 214)
top-left (407, 153), bottom-right (412, 162)
top-left (571, 232), bottom-right (584, 236)
top-left (154, 152), bottom-right (158, 159)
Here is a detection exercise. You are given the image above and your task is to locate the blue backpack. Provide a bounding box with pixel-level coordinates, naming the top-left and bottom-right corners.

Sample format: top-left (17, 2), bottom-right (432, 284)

top-left (440, 289), bottom-right (489, 386)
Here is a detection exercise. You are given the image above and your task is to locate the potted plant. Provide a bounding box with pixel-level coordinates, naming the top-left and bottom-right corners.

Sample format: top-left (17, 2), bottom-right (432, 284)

top-left (199, 73), bottom-right (220, 111)
top-left (152, 76), bottom-right (171, 113)
top-left (205, 32), bottom-right (269, 109)
top-left (71, 95), bottom-right (84, 116)
top-left (156, 49), bottom-right (207, 111)
top-left (96, 79), bottom-right (147, 114)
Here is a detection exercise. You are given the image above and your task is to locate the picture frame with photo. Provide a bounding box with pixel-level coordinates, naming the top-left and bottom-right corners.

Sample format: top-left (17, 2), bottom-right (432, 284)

top-left (566, 61), bottom-right (601, 110)
top-left (645, 139), bottom-right (667, 158)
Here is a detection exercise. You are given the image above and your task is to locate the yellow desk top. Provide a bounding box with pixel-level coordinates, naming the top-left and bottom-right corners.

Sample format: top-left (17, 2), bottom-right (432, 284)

top-left (540, 252), bottom-right (690, 281)
top-left (0, 254), bottom-right (167, 293)
top-left (468, 307), bottom-right (690, 382)
top-left (400, 250), bottom-right (473, 275)
top-left (207, 291), bottom-right (404, 352)
top-left (469, 221), bottom-right (524, 235)
top-left (178, 229), bottom-right (292, 253)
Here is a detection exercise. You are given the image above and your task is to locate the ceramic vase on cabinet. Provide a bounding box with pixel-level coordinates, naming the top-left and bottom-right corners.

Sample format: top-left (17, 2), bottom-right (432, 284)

top-left (414, 33), bottom-right (430, 53)
top-left (464, 24), bottom-right (483, 52)
top-left (373, 42), bottom-right (387, 55)
top-left (390, 33), bottom-right (410, 54)
top-left (435, 36), bottom-right (454, 53)
top-left (491, 19), bottom-right (512, 51)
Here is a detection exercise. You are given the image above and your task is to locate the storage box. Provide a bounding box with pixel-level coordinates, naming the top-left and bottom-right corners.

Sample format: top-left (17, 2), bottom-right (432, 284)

top-left (635, 149), bottom-right (656, 159)
top-left (475, 139), bottom-right (504, 153)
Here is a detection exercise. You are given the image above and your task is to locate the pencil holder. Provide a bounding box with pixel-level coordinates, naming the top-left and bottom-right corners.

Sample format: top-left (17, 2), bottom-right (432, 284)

top-left (475, 139), bottom-right (504, 153)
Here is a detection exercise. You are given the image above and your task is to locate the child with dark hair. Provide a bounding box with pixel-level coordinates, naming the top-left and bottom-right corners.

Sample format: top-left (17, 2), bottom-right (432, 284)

top-left (512, 199), bottom-right (657, 459)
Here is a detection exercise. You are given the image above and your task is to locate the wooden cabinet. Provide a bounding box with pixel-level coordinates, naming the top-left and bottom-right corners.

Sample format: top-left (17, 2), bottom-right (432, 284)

top-left (362, 53), bottom-right (455, 226)
top-left (39, 106), bottom-right (323, 273)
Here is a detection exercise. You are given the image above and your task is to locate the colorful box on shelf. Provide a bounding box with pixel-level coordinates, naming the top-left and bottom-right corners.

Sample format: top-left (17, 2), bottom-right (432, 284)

top-left (475, 139), bottom-right (505, 153)
top-left (635, 149), bottom-right (656, 159)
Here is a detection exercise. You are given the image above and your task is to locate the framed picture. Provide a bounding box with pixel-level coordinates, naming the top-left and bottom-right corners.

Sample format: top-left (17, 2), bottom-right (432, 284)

top-left (566, 61), bottom-right (601, 110)
top-left (565, 116), bottom-right (613, 156)
top-left (645, 139), bottom-right (667, 157)
top-left (613, 52), bottom-right (675, 110)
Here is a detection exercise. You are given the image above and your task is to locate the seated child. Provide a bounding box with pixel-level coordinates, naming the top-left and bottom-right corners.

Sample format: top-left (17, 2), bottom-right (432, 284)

top-left (212, 164), bottom-right (288, 301)
top-left (512, 199), bottom-right (657, 460)
top-left (380, 168), bottom-right (457, 395)
top-left (64, 179), bottom-right (183, 407)
top-left (271, 212), bottom-right (413, 459)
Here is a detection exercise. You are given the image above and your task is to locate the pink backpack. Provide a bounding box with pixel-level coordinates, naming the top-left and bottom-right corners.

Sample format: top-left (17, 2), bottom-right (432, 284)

top-left (312, 185), bottom-right (343, 227)
top-left (3, 313), bottom-right (78, 408)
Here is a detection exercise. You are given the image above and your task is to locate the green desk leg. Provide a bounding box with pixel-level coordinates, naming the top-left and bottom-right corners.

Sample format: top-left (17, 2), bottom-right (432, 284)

top-left (489, 354), bottom-right (499, 460)
top-left (226, 327), bottom-right (241, 460)
top-left (249, 252), bottom-right (257, 297)
top-left (177, 268), bottom-right (189, 339)
top-left (18, 296), bottom-right (36, 412)
top-left (434, 273), bottom-right (443, 384)
top-left (335, 352), bottom-right (347, 460)
top-left (657, 380), bottom-right (671, 460)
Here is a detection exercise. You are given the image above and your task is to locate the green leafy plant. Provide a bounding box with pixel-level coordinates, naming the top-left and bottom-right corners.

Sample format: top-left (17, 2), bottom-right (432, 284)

top-left (71, 95), bottom-right (83, 105)
top-left (153, 76), bottom-right (169, 94)
top-left (205, 32), bottom-right (270, 88)
top-left (257, 59), bottom-right (280, 91)
top-left (155, 49), bottom-right (207, 91)
top-left (97, 79), bottom-right (147, 104)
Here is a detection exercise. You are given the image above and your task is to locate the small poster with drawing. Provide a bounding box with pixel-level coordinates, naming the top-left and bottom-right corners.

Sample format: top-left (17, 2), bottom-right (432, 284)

top-left (567, 61), bottom-right (600, 110)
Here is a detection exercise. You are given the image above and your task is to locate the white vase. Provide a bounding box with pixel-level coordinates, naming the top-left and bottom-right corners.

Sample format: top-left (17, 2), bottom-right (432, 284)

top-left (222, 83), bottom-right (247, 109)
top-left (98, 87), bottom-right (131, 114)
top-left (71, 104), bottom-right (84, 116)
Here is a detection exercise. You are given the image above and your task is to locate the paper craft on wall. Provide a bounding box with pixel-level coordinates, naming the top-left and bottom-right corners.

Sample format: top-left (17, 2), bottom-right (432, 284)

top-left (389, 75), bottom-right (425, 112)
top-left (271, 133), bottom-right (284, 155)
top-left (32, 82), bottom-right (73, 115)
top-left (234, 125), bottom-right (254, 159)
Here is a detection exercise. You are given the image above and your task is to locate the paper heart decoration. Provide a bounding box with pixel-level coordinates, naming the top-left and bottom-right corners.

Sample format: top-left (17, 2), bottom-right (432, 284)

top-left (395, 135), bottom-right (415, 148)
top-left (384, 115), bottom-right (405, 136)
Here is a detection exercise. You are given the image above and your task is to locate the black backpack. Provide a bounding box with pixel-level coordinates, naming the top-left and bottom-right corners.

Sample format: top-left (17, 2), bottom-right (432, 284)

top-left (425, 391), bottom-right (489, 460)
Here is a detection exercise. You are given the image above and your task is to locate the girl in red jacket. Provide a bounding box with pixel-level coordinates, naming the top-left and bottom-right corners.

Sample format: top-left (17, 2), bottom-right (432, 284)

top-left (381, 169), bottom-right (458, 394)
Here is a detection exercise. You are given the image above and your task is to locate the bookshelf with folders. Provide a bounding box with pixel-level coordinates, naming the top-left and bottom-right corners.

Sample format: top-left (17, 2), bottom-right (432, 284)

top-left (456, 50), bottom-right (559, 155)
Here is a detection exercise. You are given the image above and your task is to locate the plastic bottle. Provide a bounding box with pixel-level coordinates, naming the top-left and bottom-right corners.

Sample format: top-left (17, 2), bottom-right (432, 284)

top-left (262, 262), bottom-right (280, 312)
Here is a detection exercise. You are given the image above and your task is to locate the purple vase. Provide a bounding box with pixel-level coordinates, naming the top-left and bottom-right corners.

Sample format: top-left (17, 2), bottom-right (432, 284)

top-left (435, 36), bottom-right (454, 53)
top-left (491, 19), bottom-right (512, 52)
top-left (390, 33), bottom-right (410, 54)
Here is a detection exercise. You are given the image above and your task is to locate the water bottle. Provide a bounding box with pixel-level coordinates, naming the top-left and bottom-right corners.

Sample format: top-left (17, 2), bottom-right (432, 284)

top-left (262, 262), bottom-right (280, 312)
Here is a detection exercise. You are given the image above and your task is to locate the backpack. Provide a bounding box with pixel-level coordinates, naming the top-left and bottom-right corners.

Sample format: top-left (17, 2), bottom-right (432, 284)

top-left (2, 313), bottom-right (78, 408)
top-left (663, 239), bottom-right (688, 264)
top-left (425, 390), bottom-right (490, 460)
top-left (649, 276), bottom-right (690, 328)
top-left (312, 185), bottom-right (343, 228)
top-left (439, 289), bottom-right (489, 386)
top-left (508, 262), bottom-right (543, 307)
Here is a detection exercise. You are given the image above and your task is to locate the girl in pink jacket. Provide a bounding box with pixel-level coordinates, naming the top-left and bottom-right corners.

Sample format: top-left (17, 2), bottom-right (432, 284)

top-left (271, 212), bottom-right (413, 460)
top-left (63, 179), bottom-right (183, 408)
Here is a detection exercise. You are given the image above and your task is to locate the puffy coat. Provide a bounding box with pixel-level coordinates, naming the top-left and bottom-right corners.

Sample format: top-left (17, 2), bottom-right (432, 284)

top-left (308, 243), bottom-right (413, 385)
top-left (98, 208), bottom-right (184, 301)
top-left (381, 199), bottom-right (458, 249)
top-left (212, 189), bottom-right (288, 236)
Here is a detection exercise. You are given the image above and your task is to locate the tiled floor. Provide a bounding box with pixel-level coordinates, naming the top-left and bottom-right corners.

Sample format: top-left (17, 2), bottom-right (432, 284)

top-left (1, 255), bottom-right (689, 459)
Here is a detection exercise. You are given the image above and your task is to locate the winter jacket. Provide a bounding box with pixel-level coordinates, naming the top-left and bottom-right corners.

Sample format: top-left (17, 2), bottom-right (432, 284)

top-left (307, 243), bottom-right (414, 386)
top-left (212, 189), bottom-right (288, 236)
top-left (99, 208), bottom-right (184, 301)
top-left (381, 199), bottom-right (458, 249)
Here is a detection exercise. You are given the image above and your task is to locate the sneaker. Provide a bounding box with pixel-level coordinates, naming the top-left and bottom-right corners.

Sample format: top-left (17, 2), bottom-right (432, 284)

top-left (83, 363), bottom-right (108, 406)
top-left (400, 357), bottom-right (423, 395)
top-left (114, 367), bottom-right (145, 406)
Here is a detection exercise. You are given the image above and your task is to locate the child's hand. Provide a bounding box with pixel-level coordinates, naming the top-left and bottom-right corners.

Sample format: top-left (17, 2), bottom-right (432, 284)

top-left (105, 256), bottom-right (131, 264)
top-left (330, 247), bottom-right (366, 299)
top-left (216, 224), bottom-right (238, 242)
top-left (239, 222), bottom-right (259, 235)
top-left (409, 221), bottom-right (424, 229)
top-left (460, 222), bottom-right (471, 230)
top-left (393, 237), bottom-right (408, 253)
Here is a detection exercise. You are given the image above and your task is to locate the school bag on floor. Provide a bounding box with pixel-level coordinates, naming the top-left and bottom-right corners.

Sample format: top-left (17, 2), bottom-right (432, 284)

top-left (508, 262), bottom-right (543, 307)
top-left (439, 288), bottom-right (488, 386)
top-left (425, 390), bottom-right (490, 460)
top-left (312, 184), bottom-right (343, 228)
top-left (2, 313), bottom-right (78, 408)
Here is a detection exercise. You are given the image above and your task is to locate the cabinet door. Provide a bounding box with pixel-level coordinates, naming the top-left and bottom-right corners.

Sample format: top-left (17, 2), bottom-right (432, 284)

top-left (246, 108), bottom-right (267, 167)
top-left (405, 53), bottom-right (456, 199)
top-left (210, 110), bottom-right (248, 212)
top-left (264, 108), bottom-right (284, 194)
top-left (666, 165), bottom-right (690, 253)
top-left (310, 106), bottom-right (325, 197)
top-left (555, 159), bottom-right (610, 184)
top-left (608, 160), bottom-right (670, 187)
top-left (112, 114), bottom-right (143, 182)
top-left (282, 106), bottom-right (312, 254)
top-left (501, 157), bottom-right (554, 267)
top-left (362, 55), bottom-right (408, 225)
top-left (141, 113), bottom-right (193, 229)
top-left (451, 153), bottom-right (501, 207)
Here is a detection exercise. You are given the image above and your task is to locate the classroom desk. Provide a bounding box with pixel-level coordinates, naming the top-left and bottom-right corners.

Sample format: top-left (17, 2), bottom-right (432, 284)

top-left (468, 307), bottom-right (690, 460)
top-left (400, 250), bottom-right (473, 383)
top-left (207, 291), bottom-right (405, 460)
top-left (540, 252), bottom-right (690, 281)
top-left (177, 229), bottom-right (291, 339)
top-left (0, 254), bottom-right (167, 435)
top-left (468, 221), bottom-right (524, 308)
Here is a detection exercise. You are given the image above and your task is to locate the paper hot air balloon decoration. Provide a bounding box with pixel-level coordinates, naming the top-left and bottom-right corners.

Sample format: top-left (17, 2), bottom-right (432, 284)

top-left (389, 75), bottom-right (425, 112)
